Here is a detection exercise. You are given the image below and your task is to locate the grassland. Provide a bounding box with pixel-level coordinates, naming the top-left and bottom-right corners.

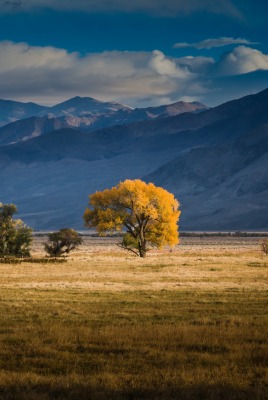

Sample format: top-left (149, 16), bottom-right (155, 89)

top-left (0, 236), bottom-right (267, 399)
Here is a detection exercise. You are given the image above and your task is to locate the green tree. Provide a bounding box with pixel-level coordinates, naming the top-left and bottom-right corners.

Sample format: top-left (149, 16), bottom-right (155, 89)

top-left (44, 228), bottom-right (83, 257)
top-left (84, 179), bottom-right (180, 257)
top-left (0, 203), bottom-right (32, 257)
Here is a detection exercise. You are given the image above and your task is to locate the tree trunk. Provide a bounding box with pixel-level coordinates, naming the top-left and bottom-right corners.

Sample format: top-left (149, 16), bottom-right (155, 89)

top-left (138, 240), bottom-right (146, 257)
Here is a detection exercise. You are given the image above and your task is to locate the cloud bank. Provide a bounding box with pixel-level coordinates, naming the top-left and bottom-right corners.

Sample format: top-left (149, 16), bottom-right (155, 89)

top-left (174, 37), bottom-right (258, 49)
top-left (0, 41), bottom-right (193, 105)
top-left (0, 41), bottom-right (267, 107)
top-left (0, 0), bottom-right (242, 17)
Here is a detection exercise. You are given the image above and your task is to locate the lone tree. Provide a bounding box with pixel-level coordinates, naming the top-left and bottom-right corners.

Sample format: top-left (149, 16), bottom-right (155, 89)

top-left (0, 203), bottom-right (32, 257)
top-left (84, 179), bottom-right (180, 257)
top-left (44, 228), bottom-right (83, 257)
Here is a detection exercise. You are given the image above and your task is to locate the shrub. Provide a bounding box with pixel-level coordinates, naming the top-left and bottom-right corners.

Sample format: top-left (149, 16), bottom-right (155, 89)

top-left (44, 228), bottom-right (83, 257)
top-left (260, 238), bottom-right (268, 255)
top-left (0, 203), bottom-right (32, 257)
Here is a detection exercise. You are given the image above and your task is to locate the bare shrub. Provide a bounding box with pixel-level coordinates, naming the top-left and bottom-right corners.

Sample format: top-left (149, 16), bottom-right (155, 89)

top-left (260, 238), bottom-right (268, 255)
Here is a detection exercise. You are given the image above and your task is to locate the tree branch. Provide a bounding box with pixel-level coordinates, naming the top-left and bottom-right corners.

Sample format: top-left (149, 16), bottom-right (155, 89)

top-left (116, 242), bottom-right (139, 256)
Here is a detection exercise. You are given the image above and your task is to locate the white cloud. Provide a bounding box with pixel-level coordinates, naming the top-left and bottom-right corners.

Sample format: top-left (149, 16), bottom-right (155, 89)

top-left (0, 41), bottom-right (267, 107)
top-left (0, 41), bottom-right (195, 105)
top-left (215, 46), bottom-right (268, 75)
top-left (175, 46), bottom-right (268, 77)
top-left (0, 41), bottom-right (76, 70)
top-left (149, 50), bottom-right (190, 78)
top-left (174, 37), bottom-right (258, 49)
top-left (0, 0), bottom-right (242, 17)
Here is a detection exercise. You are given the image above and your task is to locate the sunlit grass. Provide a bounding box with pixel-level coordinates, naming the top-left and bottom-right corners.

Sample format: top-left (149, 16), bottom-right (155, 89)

top-left (0, 237), bottom-right (267, 399)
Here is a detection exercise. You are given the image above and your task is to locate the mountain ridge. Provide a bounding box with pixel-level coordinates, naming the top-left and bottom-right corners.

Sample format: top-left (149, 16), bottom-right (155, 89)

top-left (0, 97), bottom-right (207, 146)
top-left (0, 88), bottom-right (267, 230)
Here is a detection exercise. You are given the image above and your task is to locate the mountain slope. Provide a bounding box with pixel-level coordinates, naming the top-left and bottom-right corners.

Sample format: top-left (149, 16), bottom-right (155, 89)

top-left (0, 89), bottom-right (267, 230)
top-left (0, 116), bottom-right (72, 146)
top-left (145, 123), bottom-right (268, 230)
top-left (0, 99), bottom-right (47, 127)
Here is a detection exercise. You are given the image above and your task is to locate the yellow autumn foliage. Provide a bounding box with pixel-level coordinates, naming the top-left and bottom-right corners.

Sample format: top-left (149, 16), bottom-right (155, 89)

top-left (84, 179), bottom-right (180, 256)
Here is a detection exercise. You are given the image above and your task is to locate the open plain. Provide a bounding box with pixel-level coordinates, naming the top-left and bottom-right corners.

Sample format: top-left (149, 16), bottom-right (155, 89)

top-left (0, 236), bottom-right (267, 399)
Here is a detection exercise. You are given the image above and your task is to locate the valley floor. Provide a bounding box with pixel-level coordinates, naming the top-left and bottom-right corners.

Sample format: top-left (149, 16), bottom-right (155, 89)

top-left (0, 237), bottom-right (267, 399)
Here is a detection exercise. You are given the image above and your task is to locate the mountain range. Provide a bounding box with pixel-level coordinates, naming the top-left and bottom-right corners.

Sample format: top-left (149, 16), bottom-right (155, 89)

top-left (0, 90), bottom-right (267, 231)
top-left (0, 97), bottom-right (206, 145)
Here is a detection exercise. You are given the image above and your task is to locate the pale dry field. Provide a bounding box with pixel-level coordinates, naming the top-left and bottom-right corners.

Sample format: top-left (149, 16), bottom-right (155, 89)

top-left (1, 236), bottom-right (267, 293)
top-left (0, 236), bottom-right (267, 399)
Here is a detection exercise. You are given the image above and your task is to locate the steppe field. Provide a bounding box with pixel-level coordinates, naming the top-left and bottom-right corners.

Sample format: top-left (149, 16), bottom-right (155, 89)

top-left (0, 235), bottom-right (267, 400)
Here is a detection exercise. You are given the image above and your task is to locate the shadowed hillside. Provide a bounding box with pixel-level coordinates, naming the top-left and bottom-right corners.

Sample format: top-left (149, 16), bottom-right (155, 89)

top-left (0, 89), bottom-right (267, 230)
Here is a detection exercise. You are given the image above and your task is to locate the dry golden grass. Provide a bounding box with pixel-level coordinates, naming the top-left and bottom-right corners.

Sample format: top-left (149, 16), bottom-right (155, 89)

top-left (0, 236), bottom-right (267, 399)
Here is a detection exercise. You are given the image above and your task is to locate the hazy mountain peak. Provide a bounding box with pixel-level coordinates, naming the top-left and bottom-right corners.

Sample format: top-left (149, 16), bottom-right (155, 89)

top-left (55, 96), bottom-right (102, 106)
top-left (45, 96), bottom-right (132, 117)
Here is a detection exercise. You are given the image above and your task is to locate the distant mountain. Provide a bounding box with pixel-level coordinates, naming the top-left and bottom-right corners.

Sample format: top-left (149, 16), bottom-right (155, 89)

top-left (0, 96), bottom-right (132, 133)
top-left (146, 123), bottom-right (268, 230)
top-left (0, 116), bottom-right (71, 146)
top-left (147, 101), bottom-right (206, 117)
top-left (108, 100), bottom-right (207, 124)
top-left (0, 89), bottom-right (267, 230)
top-left (0, 98), bottom-right (207, 146)
top-left (0, 99), bottom-right (46, 127)
top-left (143, 89), bottom-right (268, 230)
top-left (42, 96), bottom-right (132, 117)
top-left (0, 127), bottom-right (134, 164)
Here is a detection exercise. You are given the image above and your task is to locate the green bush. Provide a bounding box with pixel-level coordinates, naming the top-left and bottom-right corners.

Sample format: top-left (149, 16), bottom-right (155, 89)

top-left (44, 228), bottom-right (83, 257)
top-left (0, 203), bottom-right (32, 257)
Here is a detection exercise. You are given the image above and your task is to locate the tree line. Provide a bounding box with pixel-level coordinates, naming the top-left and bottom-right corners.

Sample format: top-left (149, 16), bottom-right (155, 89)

top-left (1, 179), bottom-right (268, 258)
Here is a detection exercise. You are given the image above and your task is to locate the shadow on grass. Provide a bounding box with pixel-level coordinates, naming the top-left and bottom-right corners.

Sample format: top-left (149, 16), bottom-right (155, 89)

top-left (0, 258), bottom-right (66, 264)
top-left (0, 383), bottom-right (267, 400)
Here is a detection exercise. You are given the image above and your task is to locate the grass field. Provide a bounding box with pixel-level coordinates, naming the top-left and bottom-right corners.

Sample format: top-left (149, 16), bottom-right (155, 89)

top-left (0, 236), bottom-right (267, 399)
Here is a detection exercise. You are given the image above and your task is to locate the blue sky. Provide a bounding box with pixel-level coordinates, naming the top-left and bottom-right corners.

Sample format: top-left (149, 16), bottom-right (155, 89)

top-left (0, 0), bottom-right (267, 107)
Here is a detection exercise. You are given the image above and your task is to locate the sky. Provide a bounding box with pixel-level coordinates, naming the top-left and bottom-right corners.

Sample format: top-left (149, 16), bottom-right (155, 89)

top-left (0, 0), bottom-right (267, 107)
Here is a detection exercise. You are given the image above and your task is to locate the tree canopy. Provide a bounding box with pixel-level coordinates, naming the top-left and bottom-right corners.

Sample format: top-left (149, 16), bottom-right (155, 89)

top-left (44, 228), bottom-right (83, 257)
top-left (84, 179), bottom-right (180, 257)
top-left (0, 203), bottom-right (32, 257)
